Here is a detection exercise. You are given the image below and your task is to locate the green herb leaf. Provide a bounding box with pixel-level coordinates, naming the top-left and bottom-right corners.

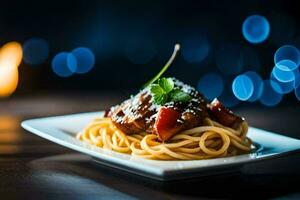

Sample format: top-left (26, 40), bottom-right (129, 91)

top-left (143, 44), bottom-right (180, 88)
top-left (149, 77), bottom-right (192, 105)
top-left (150, 84), bottom-right (165, 95)
top-left (150, 84), bottom-right (167, 105)
top-left (153, 93), bottom-right (168, 105)
top-left (169, 89), bottom-right (192, 103)
top-left (158, 78), bottom-right (174, 93)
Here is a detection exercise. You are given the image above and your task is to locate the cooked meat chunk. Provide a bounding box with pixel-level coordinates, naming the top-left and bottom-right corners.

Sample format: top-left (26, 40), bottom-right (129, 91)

top-left (208, 98), bottom-right (244, 128)
top-left (107, 78), bottom-right (208, 141)
top-left (109, 92), bottom-right (156, 134)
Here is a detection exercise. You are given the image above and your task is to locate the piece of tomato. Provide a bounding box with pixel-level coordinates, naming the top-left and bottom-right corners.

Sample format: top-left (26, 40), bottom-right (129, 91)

top-left (154, 107), bottom-right (183, 142)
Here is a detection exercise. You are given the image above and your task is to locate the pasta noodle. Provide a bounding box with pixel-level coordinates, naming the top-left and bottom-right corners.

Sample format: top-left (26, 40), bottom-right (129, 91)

top-left (76, 117), bottom-right (253, 160)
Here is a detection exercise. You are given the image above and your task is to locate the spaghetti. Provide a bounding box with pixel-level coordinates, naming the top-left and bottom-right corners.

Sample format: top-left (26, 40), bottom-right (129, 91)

top-left (76, 117), bottom-right (252, 160)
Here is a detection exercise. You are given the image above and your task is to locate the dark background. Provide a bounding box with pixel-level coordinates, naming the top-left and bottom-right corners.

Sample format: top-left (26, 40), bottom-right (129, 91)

top-left (1, 0), bottom-right (299, 99)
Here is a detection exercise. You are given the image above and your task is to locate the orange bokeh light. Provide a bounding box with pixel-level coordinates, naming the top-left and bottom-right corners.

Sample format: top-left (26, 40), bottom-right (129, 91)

top-left (0, 41), bottom-right (23, 69)
top-left (0, 67), bottom-right (19, 97)
top-left (0, 41), bottom-right (22, 97)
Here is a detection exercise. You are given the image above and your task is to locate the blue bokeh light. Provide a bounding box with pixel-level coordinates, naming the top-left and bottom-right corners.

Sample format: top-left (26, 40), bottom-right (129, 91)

top-left (270, 73), bottom-right (294, 94)
top-left (294, 70), bottom-right (300, 89)
top-left (274, 45), bottom-right (300, 68)
top-left (242, 15), bottom-right (270, 44)
top-left (197, 73), bottom-right (224, 100)
top-left (182, 35), bottom-right (210, 63)
top-left (271, 60), bottom-right (300, 94)
top-left (215, 43), bottom-right (244, 75)
top-left (232, 75), bottom-right (254, 101)
top-left (23, 38), bottom-right (49, 65)
top-left (51, 52), bottom-right (77, 77)
top-left (71, 47), bottom-right (95, 74)
top-left (244, 71), bottom-right (263, 102)
top-left (275, 59), bottom-right (298, 72)
top-left (272, 65), bottom-right (295, 83)
top-left (125, 39), bottom-right (156, 64)
top-left (260, 80), bottom-right (283, 106)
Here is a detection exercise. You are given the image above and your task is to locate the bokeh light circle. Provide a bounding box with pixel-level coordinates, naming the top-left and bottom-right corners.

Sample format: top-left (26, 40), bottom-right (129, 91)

top-left (272, 65), bottom-right (295, 83)
top-left (270, 73), bottom-right (294, 94)
top-left (242, 15), bottom-right (270, 44)
top-left (23, 38), bottom-right (49, 65)
top-left (294, 69), bottom-right (300, 89)
top-left (271, 60), bottom-right (300, 94)
top-left (275, 59), bottom-right (298, 72)
top-left (182, 35), bottom-right (210, 63)
top-left (215, 43), bottom-right (244, 75)
top-left (71, 47), bottom-right (95, 74)
top-left (197, 73), bottom-right (224, 100)
top-left (0, 67), bottom-right (19, 97)
top-left (244, 71), bottom-right (263, 102)
top-left (0, 41), bottom-right (23, 69)
top-left (259, 80), bottom-right (283, 106)
top-left (51, 52), bottom-right (77, 77)
top-left (232, 75), bottom-right (254, 101)
top-left (274, 45), bottom-right (300, 68)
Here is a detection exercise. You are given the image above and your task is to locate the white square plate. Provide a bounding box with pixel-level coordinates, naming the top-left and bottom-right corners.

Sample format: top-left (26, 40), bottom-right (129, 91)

top-left (21, 112), bottom-right (300, 181)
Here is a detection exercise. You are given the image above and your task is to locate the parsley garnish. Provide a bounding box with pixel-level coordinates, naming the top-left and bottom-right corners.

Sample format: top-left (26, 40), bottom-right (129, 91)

top-left (169, 89), bottom-right (192, 102)
top-left (150, 77), bottom-right (192, 105)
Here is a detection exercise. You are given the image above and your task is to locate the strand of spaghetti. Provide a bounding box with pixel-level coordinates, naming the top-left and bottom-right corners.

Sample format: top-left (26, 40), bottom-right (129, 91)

top-left (211, 120), bottom-right (242, 136)
top-left (170, 134), bottom-right (202, 141)
top-left (174, 146), bottom-right (202, 153)
top-left (199, 131), bottom-right (230, 156)
top-left (116, 130), bottom-right (130, 147)
top-left (112, 132), bottom-right (119, 146)
top-left (230, 137), bottom-right (251, 151)
top-left (240, 122), bottom-right (249, 139)
top-left (160, 139), bottom-right (197, 148)
top-left (207, 118), bottom-right (249, 140)
top-left (140, 135), bottom-right (168, 159)
top-left (207, 139), bottom-right (222, 148)
top-left (127, 135), bottom-right (142, 143)
top-left (89, 126), bottom-right (103, 146)
top-left (130, 142), bottom-right (149, 155)
top-left (181, 126), bottom-right (250, 147)
top-left (76, 131), bottom-right (82, 140)
top-left (102, 128), bottom-right (113, 150)
top-left (142, 135), bottom-right (193, 160)
top-left (159, 145), bottom-right (192, 160)
top-left (81, 130), bottom-right (93, 144)
top-left (204, 117), bottom-right (214, 126)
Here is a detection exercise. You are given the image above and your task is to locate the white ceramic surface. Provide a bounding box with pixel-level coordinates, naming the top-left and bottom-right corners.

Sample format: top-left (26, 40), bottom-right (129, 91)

top-left (21, 112), bottom-right (300, 181)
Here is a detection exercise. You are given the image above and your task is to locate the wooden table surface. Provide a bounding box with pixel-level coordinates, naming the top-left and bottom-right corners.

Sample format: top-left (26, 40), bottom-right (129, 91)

top-left (1, 92), bottom-right (300, 200)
